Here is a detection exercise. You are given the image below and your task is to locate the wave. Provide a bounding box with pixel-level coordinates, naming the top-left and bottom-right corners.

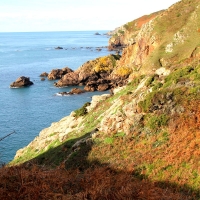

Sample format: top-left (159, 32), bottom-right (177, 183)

top-left (55, 93), bottom-right (69, 96)
top-left (9, 86), bottom-right (20, 89)
top-left (45, 48), bottom-right (52, 51)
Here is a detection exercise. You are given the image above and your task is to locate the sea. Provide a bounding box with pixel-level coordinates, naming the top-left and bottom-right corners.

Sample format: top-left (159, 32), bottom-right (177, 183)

top-left (0, 31), bottom-right (112, 164)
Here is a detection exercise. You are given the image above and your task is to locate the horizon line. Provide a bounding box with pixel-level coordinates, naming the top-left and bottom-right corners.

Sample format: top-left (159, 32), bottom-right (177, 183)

top-left (0, 30), bottom-right (111, 33)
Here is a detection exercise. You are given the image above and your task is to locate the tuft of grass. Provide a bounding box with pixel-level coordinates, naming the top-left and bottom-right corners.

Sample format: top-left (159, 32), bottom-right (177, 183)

top-left (74, 102), bottom-right (91, 117)
top-left (145, 114), bottom-right (169, 133)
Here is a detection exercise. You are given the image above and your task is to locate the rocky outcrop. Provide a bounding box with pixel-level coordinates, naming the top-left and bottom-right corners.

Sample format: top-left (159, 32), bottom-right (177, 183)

top-left (14, 93), bottom-right (111, 160)
top-left (48, 67), bottom-right (73, 80)
top-left (10, 76), bottom-right (33, 88)
top-left (54, 71), bottom-right (79, 86)
top-left (14, 111), bottom-right (84, 159)
top-left (54, 54), bottom-right (127, 91)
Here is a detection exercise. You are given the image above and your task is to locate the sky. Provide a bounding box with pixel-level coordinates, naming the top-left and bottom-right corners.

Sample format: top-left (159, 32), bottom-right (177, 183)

top-left (0, 0), bottom-right (180, 32)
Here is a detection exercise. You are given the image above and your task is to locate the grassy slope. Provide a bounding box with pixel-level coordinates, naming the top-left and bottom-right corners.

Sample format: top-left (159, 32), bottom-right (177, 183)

top-left (142, 0), bottom-right (200, 70)
top-left (113, 0), bottom-right (200, 75)
top-left (2, 64), bottom-right (200, 199)
top-left (1, 0), bottom-right (200, 199)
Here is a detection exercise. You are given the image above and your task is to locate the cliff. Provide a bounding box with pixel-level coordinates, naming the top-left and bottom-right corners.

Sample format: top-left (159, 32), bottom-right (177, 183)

top-left (109, 0), bottom-right (200, 77)
top-left (1, 0), bottom-right (200, 199)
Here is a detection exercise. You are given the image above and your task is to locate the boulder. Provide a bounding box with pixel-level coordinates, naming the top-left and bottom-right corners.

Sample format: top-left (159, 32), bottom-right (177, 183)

top-left (55, 46), bottom-right (63, 50)
top-left (54, 72), bottom-right (79, 87)
top-left (97, 83), bottom-right (109, 91)
top-left (48, 67), bottom-right (73, 80)
top-left (40, 72), bottom-right (48, 77)
top-left (84, 79), bottom-right (111, 92)
top-left (70, 88), bottom-right (85, 94)
top-left (10, 76), bottom-right (33, 88)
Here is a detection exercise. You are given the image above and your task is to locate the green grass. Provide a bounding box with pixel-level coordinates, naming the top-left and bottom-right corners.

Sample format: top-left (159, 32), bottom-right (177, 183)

top-left (74, 102), bottom-right (91, 117)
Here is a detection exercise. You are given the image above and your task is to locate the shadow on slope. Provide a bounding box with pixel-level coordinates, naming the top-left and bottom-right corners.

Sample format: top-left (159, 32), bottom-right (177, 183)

top-left (0, 130), bottom-right (199, 200)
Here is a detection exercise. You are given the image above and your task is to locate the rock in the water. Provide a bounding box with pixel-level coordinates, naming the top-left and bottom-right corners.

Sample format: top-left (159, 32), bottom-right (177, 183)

top-left (48, 67), bottom-right (73, 80)
top-left (40, 72), bottom-right (48, 77)
top-left (55, 46), bottom-right (63, 50)
top-left (70, 88), bottom-right (85, 94)
top-left (94, 32), bottom-right (101, 35)
top-left (10, 76), bottom-right (33, 88)
top-left (57, 88), bottom-right (85, 96)
top-left (41, 77), bottom-right (45, 81)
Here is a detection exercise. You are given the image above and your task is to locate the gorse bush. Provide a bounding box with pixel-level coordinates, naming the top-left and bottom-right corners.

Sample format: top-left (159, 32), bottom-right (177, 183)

top-left (94, 55), bottom-right (120, 73)
top-left (114, 66), bottom-right (133, 77)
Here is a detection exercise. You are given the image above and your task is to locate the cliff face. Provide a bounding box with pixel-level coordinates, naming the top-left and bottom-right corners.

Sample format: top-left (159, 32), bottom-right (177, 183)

top-left (108, 11), bottom-right (162, 49)
top-left (110, 0), bottom-right (200, 77)
top-left (8, 0), bottom-right (200, 198)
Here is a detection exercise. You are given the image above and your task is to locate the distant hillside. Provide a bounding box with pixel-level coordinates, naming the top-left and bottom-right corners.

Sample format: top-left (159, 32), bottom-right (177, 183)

top-left (1, 0), bottom-right (200, 199)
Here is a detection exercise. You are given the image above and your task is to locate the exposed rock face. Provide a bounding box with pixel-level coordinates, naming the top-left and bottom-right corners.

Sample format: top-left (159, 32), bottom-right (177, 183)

top-left (48, 67), bottom-right (73, 80)
top-left (108, 0), bottom-right (200, 75)
top-left (108, 11), bottom-right (162, 51)
top-left (14, 111), bottom-right (84, 159)
top-left (84, 79), bottom-right (110, 92)
top-left (86, 94), bottom-right (111, 112)
top-left (10, 76), bottom-right (33, 88)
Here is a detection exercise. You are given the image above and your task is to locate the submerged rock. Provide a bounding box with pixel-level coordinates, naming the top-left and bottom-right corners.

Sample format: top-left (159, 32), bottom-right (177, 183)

top-left (55, 46), bottom-right (63, 50)
top-left (57, 88), bottom-right (85, 96)
top-left (10, 76), bottom-right (34, 88)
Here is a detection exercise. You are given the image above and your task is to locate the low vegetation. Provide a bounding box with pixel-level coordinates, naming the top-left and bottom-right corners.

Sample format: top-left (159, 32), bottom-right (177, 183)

top-left (1, 0), bottom-right (200, 199)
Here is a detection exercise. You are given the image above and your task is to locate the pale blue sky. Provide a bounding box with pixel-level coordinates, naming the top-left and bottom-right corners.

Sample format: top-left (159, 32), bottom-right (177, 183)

top-left (0, 0), bottom-right (180, 32)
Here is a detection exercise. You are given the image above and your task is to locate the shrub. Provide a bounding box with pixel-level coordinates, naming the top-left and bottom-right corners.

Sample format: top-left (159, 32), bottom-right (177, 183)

top-left (145, 114), bottom-right (169, 131)
top-left (94, 55), bottom-right (121, 73)
top-left (114, 66), bottom-right (133, 77)
top-left (74, 102), bottom-right (91, 117)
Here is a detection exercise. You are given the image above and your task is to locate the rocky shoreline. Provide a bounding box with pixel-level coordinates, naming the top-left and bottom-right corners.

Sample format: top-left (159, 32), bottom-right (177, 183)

top-left (38, 54), bottom-right (129, 93)
top-left (10, 53), bottom-right (128, 93)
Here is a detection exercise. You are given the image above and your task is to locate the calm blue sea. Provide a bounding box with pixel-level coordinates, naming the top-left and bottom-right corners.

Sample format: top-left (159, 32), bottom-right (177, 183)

top-left (0, 31), bottom-right (111, 164)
